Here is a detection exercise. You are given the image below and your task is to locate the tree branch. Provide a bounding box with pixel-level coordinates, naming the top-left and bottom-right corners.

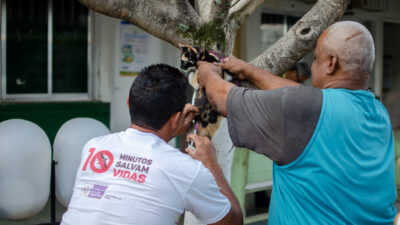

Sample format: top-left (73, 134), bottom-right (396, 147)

top-left (78, 0), bottom-right (202, 47)
top-left (220, 0), bottom-right (262, 56)
top-left (195, 0), bottom-right (213, 19)
top-left (208, 0), bottom-right (232, 22)
top-left (250, 0), bottom-right (350, 75)
top-left (231, 0), bottom-right (241, 7)
top-left (195, 0), bottom-right (233, 23)
top-left (226, 0), bottom-right (263, 50)
top-left (228, 0), bottom-right (264, 23)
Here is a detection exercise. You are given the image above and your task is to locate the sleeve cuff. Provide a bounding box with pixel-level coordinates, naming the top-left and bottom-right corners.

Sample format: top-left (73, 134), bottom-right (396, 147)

top-left (227, 86), bottom-right (244, 147)
top-left (200, 200), bottom-right (231, 224)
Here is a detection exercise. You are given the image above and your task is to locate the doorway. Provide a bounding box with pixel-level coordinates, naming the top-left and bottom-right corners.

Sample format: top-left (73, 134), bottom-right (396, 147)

top-left (382, 22), bottom-right (400, 129)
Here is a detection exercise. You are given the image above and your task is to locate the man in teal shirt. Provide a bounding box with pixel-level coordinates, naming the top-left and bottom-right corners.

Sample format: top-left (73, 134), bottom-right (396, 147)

top-left (193, 21), bottom-right (397, 224)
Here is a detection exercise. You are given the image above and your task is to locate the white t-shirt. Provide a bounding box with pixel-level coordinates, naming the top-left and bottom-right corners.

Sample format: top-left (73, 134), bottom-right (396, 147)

top-left (61, 128), bottom-right (230, 225)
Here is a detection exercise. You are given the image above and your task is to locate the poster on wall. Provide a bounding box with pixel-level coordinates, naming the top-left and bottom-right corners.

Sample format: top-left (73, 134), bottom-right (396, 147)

top-left (119, 21), bottom-right (150, 76)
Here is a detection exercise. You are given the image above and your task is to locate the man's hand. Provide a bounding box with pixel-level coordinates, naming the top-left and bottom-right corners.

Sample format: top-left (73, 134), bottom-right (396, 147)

top-left (196, 61), bottom-right (235, 117)
top-left (218, 56), bottom-right (248, 80)
top-left (185, 134), bottom-right (218, 171)
top-left (197, 61), bottom-right (223, 88)
top-left (174, 104), bottom-right (199, 136)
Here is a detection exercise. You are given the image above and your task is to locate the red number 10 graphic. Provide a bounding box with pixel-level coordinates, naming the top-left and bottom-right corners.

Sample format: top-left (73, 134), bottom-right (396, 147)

top-left (82, 148), bottom-right (114, 173)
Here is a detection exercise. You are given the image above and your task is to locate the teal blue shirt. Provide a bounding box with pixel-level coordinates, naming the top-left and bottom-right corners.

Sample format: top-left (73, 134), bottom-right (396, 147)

top-left (268, 89), bottom-right (397, 224)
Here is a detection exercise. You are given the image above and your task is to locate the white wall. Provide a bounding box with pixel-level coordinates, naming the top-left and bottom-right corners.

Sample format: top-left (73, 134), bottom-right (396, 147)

top-left (110, 31), bottom-right (180, 132)
top-left (92, 13), bottom-right (115, 103)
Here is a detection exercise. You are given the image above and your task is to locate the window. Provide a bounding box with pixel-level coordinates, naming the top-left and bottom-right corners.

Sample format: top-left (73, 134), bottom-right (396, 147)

top-left (260, 13), bottom-right (300, 53)
top-left (260, 13), bottom-right (315, 86)
top-left (1, 0), bottom-right (91, 101)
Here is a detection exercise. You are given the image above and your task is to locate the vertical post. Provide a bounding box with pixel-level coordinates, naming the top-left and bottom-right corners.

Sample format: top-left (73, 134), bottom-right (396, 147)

top-left (48, 0), bottom-right (53, 97)
top-left (373, 20), bottom-right (383, 99)
top-left (88, 9), bottom-right (93, 99)
top-left (230, 147), bottom-right (249, 218)
top-left (49, 1), bottom-right (55, 218)
top-left (1, 0), bottom-right (7, 101)
top-left (283, 15), bottom-right (287, 35)
top-left (51, 160), bottom-right (57, 223)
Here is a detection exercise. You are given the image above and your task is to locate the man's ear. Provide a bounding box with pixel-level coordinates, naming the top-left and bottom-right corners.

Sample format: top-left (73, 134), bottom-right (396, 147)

top-left (170, 111), bottom-right (181, 131)
top-left (327, 55), bottom-right (338, 75)
top-left (126, 97), bottom-right (130, 108)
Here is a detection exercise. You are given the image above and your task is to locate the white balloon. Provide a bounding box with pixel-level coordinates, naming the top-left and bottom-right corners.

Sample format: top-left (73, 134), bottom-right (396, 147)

top-left (53, 118), bottom-right (110, 207)
top-left (0, 119), bottom-right (51, 220)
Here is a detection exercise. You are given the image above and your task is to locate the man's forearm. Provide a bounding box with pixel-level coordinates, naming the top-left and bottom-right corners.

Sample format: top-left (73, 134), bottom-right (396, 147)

top-left (242, 64), bottom-right (300, 90)
top-left (207, 163), bottom-right (243, 225)
top-left (185, 133), bottom-right (243, 225)
top-left (204, 75), bottom-right (234, 117)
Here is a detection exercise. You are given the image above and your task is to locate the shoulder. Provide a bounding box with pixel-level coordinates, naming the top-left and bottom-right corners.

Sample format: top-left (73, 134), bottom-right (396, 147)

top-left (228, 85), bottom-right (321, 100)
top-left (280, 86), bottom-right (322, 101)
top-left (192, 163), bottom-right (218, 185)
top-left (160, 145), bottom-right (203, 171)
top-left (144, 138), bottom-right (202, 173)
top-left (280, 86), bottom-right (322, 112)
top-left (278, 86), bottom-right (323, 164)
top-left (279, 86), bottom-right (323, 126)
top-left (154, 145), bottom-right (205, 197)
top-left (84, 132), bottom-right (121, 147)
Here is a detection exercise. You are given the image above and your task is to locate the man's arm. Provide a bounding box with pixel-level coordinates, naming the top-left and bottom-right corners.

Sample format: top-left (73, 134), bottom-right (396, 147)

top-left (186, 134), bottom-right (243, 225)
top-left (196, 61), bottom-right (234, 117)
top-left (196, 59), bottom-right (300, 116)
top-left (218, 56), bottom-right (300, 90)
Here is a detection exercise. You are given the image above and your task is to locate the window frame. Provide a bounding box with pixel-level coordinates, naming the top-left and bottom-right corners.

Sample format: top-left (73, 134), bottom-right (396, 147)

top-left (259, 12), bottom-right (302, 42)
top-left (0, 0), bottom-right (93, 102)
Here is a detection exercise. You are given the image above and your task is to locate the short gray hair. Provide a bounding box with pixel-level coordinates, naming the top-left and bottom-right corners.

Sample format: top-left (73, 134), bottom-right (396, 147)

top-left (322, 21), bottom-right (375, 75)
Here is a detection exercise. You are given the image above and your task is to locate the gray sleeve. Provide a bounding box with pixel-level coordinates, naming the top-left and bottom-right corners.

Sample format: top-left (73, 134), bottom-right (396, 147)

top-left (227, 86), bottom-right (322, 165)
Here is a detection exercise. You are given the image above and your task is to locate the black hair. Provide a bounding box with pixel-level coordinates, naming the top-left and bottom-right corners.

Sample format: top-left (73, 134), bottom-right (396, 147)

top-left (129, 64), bottom-right (188, 131)
top-left (294, 62), bottom-right (311, 79)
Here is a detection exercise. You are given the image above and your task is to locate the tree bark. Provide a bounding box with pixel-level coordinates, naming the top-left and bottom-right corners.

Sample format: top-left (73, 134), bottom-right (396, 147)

top-left (78, 0), bottom-right (201, 47)
top-left (208, 0), bottom-right (232, 22)
top-left (228, 0), bottom-right (264, 25)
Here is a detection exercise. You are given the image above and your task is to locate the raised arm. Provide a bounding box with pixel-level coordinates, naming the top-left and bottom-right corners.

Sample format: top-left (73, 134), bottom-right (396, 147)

top-left (196, 58), bottom-right (300, 117)
top-left (219, 56), bottom-right (300, 90)
top-left (196, 61), bottom-right (234, 117)
top-left (186, 134), bottom-right (243, 225)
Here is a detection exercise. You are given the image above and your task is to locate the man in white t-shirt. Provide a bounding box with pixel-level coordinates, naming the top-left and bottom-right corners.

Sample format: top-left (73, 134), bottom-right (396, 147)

top-left (61, 64), bottom-right (243, 225)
